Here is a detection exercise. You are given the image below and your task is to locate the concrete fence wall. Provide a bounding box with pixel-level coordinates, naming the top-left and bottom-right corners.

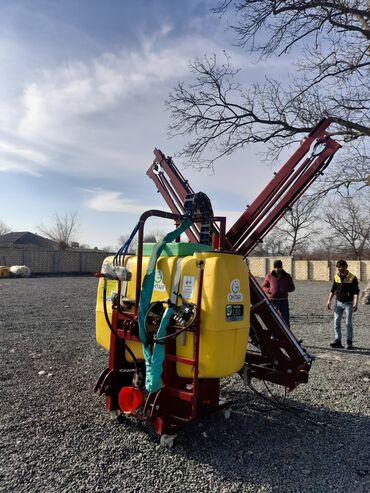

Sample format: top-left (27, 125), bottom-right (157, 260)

top-left (0, 248), bottom-right (111, 274)
top-left (1, 248), bottom-right (370, 280)
top-left (248, 257), bottom-right (370, 282)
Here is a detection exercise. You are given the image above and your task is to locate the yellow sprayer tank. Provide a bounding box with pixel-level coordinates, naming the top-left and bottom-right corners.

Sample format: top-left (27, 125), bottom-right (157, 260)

top-left (95, 244), bottom-right (250, 378)
top-left (95, 255), bottom-right (143, 362)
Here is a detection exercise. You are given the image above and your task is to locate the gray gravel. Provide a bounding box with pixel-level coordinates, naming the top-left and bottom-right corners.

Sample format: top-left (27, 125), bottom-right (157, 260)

top-left (0, 277), bottom-right (369, 493)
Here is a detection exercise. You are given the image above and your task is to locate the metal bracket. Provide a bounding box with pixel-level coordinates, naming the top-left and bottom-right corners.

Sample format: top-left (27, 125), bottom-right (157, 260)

top-left (160, 434), bottom-right (177, 448)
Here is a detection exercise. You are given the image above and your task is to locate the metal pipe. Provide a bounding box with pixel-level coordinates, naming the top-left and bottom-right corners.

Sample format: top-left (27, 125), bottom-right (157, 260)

top-left (191, 260), bottom-right (204, 420)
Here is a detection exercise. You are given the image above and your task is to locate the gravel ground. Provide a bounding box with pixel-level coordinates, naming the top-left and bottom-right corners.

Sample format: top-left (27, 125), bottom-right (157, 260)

top-left (0, 277), bottom-right (369, 493)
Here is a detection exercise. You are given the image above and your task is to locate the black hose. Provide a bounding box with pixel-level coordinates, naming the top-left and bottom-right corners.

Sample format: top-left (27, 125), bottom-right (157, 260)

top-left (113, 222), bottom-right (139, 266)
top-left (102, 279), bottom-right (139, 373)
top-left (154, 325), bottom-right (189, 343)
top-left (247, 381), bottom-right (326, 427)
top-left (143, 301), bottom-right (195, 345)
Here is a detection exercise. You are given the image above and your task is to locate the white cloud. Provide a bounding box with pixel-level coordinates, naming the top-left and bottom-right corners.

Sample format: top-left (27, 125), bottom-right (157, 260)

top-left (2, 26), bottom-right (283, 183)
top-left (84, 185), bottom-right (249, 235)
top-left (85, 188), bottom-right (158, 214)
top-left (3, 31), bottom-right (226, 178)
top-left (0, 140), bottom-right (47, 164)
top-left (0, 25), bottom-right (287, 198)
top-left (0, 159), bottom-right (41, 176)
top-left (18, 43), bottom-right (189, 141)
top-left (0, 138), bottom-right (49, 175)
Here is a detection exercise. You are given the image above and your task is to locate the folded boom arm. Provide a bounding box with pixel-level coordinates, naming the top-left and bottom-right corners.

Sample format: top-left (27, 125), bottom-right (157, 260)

top-left (146, 117), bottom-right (341, 389)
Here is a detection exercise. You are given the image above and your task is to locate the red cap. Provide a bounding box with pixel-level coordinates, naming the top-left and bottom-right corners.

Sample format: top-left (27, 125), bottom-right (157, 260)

top-left (118, 386), bottom-right (143, 414)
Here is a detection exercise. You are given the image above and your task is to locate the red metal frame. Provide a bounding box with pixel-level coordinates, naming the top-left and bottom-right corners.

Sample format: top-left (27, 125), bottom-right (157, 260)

top-left (146, 117), bottom-right (341, 389)
top-left (96, 117), bottom-right (342, 437)
top-left (147, 149), bottom-right (222, 247)
top-left (228, 121), bottom-right (341, 256)
top-left (95, 210), bottom-right (229, 436)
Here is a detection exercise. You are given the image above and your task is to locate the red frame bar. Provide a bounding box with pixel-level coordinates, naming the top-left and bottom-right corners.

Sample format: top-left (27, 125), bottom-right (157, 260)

top-left (191, 261), bottom-right (204, 419)
top-left (147, 149), bottom-right (224, 245)
top-left (227, 117), bottom-right (331, 242)
top-left (227, 118), bottom-right (341, 254)
top-left (147, 150), bottom-right (201, 243)
top-left (135, 209), bottom-right (185, 313)
top-left (236, 138), bottom-right (341, 257)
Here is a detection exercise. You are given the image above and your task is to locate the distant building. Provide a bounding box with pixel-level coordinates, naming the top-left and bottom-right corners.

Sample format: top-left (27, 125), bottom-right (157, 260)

top-left (0, 232), bottom-right (59, 250)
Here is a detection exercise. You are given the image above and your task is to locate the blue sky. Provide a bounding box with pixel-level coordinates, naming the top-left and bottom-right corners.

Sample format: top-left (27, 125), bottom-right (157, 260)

top-left (0, 0), bottom-right (293, 249)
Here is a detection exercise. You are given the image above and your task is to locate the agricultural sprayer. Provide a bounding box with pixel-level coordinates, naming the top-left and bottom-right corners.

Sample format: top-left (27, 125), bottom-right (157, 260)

top-left (94, 117), bottom-right (341, 446)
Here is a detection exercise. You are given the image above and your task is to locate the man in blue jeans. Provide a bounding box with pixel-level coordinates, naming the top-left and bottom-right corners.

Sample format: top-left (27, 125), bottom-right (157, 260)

top-left (327, 259), bottom-right (359, 349)
top-left (262, 259), bottom-right (295, 327)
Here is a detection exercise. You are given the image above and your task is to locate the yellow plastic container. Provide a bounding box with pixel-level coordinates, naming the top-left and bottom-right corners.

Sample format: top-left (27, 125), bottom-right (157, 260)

top-left (96, 254), bottom-right (179, 362)
top-left (175, 252), bottom-right (250, 378)
top-left (96, 256), bottom-right (143, 362)
top-left (124, 255), bottom-right (179, 303)
top-left (0, 266), bottom-right (10, 278)
top-left (95, 249), bottom-right (250, 377)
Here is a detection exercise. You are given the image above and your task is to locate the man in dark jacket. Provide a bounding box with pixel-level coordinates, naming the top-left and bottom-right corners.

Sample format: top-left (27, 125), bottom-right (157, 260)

top-left (262, 260), bottom-right (295, 326)
top-left (327, 259), bottom-right (359, 349)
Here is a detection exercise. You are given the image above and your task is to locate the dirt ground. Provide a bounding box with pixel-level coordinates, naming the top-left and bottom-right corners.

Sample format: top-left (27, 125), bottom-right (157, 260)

top-left (0, 277), bottom-right (369, 493)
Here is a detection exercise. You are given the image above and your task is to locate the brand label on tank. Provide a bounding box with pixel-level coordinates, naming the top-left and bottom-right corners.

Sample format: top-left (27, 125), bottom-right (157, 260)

top-left (154, 269), bottom-right (166, 292)
top-left (182, 275), bottom-right (194, 299)
top-left (227, 278), bottom-right (243, 302)
top-left (226, 304), bottom-right (244, 321)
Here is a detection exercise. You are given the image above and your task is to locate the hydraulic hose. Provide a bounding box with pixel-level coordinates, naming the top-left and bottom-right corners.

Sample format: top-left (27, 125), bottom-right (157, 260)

top-left (138, 218), bottom-right (193, 392)
top-left (113, 222), bottom-right (139, 266)
top-left (102, 279), bottom-right (139, 373)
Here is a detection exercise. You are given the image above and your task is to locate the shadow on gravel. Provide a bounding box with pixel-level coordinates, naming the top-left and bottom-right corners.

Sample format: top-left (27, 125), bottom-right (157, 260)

top-left (291, 314), bottom-right (329, 321)
top-left (307, 345), bottom-right (370, 356)
top-left (169, 390), bottom-right (370, 491)
top-left (110, 384), bottom-right (370, 491)
top-left (30, 273), bottom-right (93, 279)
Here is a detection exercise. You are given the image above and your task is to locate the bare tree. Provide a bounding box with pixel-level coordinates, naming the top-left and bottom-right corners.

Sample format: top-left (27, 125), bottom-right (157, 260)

top-left (0, 220), bottom-right (11, 236)
top-left (117, 230), bottom-right (165, 252)
top-left (38, 211), bottom-right (79, 250)
top-left (322, 191), bottom-right (370, 259)
top-left (117, 234), bottom-right (138, 253)
top-left (251, 229), bottom-right (286, 256)
top-left (310, 234), bottom-right (343, 261)
top-left (167, 1), bottom-right (369, 189)
top-left (274, 196), bottom-right (321, 255)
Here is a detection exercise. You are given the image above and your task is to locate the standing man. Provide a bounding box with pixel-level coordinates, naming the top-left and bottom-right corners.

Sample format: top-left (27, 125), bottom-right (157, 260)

top-left (262, 259), bottom-right (295, 327)
top-left (327, 259), bottom-right (359, 349)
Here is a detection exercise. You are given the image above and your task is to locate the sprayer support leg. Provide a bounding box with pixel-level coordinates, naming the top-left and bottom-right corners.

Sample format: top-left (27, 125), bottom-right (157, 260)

top-left (109, 410), bottom-right (121, 420)
top-left (160, 434), bottom-right (177, 448)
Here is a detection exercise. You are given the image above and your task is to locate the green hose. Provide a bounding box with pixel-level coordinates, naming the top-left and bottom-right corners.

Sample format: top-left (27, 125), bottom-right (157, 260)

top-left (138, 219), bottom-right (192, 392)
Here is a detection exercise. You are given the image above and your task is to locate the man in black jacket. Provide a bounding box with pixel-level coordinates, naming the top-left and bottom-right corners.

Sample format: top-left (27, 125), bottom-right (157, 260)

top-left (327, 260), bottom-right (359, 349)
